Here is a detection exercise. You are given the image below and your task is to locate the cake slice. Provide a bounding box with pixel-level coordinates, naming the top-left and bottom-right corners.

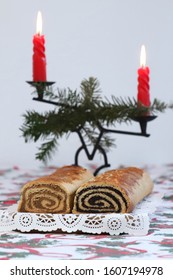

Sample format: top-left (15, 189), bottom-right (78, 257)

top-left (17, 165), bottom-right (94, 213)
top-left (72, 167), bottom-right (153, 213)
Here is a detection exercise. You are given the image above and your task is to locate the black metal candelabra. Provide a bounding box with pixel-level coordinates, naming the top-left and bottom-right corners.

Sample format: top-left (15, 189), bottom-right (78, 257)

top-left (27, 81), bottom-right (157, 175)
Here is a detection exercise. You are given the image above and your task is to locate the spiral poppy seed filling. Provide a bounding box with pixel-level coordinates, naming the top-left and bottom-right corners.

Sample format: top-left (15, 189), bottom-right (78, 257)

top-left (75, 186), bottom-right (128, 213)
top-left (72, 167), bottom-right (154, 214)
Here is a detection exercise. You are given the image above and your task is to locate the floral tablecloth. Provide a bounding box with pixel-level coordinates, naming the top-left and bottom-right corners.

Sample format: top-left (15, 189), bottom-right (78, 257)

top-left (0, 164), bottom-right (173, 260)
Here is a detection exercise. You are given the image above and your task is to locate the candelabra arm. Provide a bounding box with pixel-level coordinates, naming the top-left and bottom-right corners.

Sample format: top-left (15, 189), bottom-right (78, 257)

top-left (74, 127), bottom-right (110, 175)
top-left (74, 127), bottom-right (104, 159)
top-left (97, 116), bottom-right (157, 137)
top-left (93, 145), bottom-right (110, 176)
top-left (132, 115), bottom-right (157, 135)
top-left (102, 127), bottom-right (150, 137)
top-left (32, 97), bottom-right (69, 107)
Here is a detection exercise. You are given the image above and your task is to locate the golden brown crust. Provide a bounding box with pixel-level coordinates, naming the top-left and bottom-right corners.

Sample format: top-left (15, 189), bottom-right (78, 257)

top-left (17, 165), bottom-right (94, 214)
top-left (83, 167), bottom-right (143, 190)
top-left (72, 167), bottom-right (153, 214)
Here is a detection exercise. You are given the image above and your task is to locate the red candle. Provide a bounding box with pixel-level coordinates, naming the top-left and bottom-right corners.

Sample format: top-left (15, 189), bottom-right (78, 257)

top-left (137, 45), bottom-right (150, 107)
top-left (33, 11), bottom-right (47, 82)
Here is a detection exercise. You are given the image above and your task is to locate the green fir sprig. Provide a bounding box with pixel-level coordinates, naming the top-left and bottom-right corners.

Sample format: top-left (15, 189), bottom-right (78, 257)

top-left (21, 77), bottom-right (172, 162)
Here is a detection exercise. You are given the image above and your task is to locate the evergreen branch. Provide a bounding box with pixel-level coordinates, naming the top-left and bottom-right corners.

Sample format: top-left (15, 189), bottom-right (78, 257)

top-left (22, 77), bottom-right (172, 162)
top-left (81, 77), bottom-right (101, 99)
top-left (81, 125), bottom-right (116, 151)
top-left (150, 98), bottom-right (170, 112)
top-left (36, 137), bottom-right (58, 163)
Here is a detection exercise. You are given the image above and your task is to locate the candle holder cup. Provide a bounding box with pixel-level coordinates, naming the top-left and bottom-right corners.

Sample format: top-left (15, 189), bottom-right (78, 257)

top-left (132, 115), bottom-right (157, 136)
top-left (27, 81), bottom-right (55, 100)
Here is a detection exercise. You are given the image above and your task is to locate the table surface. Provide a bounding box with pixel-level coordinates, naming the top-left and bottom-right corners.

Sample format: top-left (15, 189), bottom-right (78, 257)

top-left (0, 164), bottom-right (173, 260)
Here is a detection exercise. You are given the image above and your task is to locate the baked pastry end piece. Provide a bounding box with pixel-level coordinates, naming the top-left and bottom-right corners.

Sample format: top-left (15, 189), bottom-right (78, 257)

top-left (17, 165), bottom-right (94, 214)
top-left (72, 167), bottom-right (154, 214)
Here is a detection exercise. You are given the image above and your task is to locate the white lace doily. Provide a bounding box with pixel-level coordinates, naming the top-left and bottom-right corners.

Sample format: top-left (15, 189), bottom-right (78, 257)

top-left (0, 191), bottom-right (164, 236)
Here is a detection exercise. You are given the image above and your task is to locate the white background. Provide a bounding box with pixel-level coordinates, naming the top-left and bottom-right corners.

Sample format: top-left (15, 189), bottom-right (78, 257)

top-left (0, 0), bottom-right (172, 170)
top-left (1, 260), bottom-right (172, 280)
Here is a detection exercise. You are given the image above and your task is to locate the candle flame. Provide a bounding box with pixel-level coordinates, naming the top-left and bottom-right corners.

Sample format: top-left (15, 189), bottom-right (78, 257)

top-left (140, 45), bottom-right (146, 68)
top-left (36, 11), bottom-right (42, 35)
